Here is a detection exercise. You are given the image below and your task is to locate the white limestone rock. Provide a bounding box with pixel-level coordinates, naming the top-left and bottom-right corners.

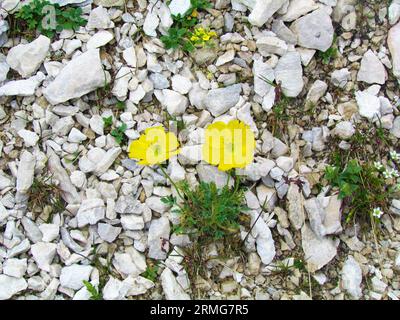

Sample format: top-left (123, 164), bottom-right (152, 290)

top-left (169, 0), bottom-right (191, 16)
top-left (256, 36), bottom-right (288, 56)
top-left (248, 0), bottom-right (287, 27)
top-left (148, 217), bottom-right (170, 260)
top-left (43, 49), bottom-right (110, 105)
top-left (388, 21), bottom-right (400, 79)
top-left (76, 198), bottom-right (105, 228)
top-left (355, 90), bottom-right (381, 120)
top-left (6, 35), bottom-right (50, 77)
top-left (16, 151), bottom-right (35, 194)
top-left (281, 0), bottom-right (319, 22)
top-left (341, 255), bottom-right (362, 299)
top-left (18, 129), bottom-right (39, 147)
top-left (203, 84), bottom-right (242, 116)
top-left (291, 9), bottom-right (334, 51)
top-left (30, 242), bottom-right (57, 272)
top-left (60, 264), bottom-right (93, 290)
top-left (160, 268), bottom-right (191, 300)
top-left (87, 30), bottom-right (114, 49)
top-left (301, 223), bottom-right (339, 272)
top-left (0, 275), bottom-right (27, 300)
top-left (275, 51), bottom-right (304, 97)
top-left (87, 5), bottom-right (113, 29)
top-left (0, 72), bottom-right (45, 96)
top-left (357, 50), bottom-right (386, 84)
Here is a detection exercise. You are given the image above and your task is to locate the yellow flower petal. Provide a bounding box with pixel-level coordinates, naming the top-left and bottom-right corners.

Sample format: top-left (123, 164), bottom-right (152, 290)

top-left (128, 126), bottom-right (180, 166)
top-left (202, 120), bottom-right (255, 171)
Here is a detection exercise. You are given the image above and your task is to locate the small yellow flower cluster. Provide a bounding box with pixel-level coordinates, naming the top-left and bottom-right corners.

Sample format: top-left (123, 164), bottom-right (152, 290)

top-left (128, 120), bottom-right (255, 172)
top-left (189, 27), bottom-right (217, 47)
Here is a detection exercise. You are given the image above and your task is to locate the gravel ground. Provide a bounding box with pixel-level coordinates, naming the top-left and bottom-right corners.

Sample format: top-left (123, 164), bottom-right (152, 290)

top-left (0, 0), bottom-right (400, 300)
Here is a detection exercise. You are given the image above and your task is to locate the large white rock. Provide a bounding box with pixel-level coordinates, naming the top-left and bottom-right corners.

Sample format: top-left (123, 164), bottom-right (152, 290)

top-left (87, 30), bottom-right (114, 49)
top-left (6, 35), bottom-right (50, 77)
top-left (275, 51), bottom-right (304, 97)
top-left (248, 0), bottom-right (286, 27)
top-left (47, 148), bottom-right (80, 204)
top-left (291, 9), bottom-right (334, 51)
top-left (388, 21), bottom-right (400, 79)
top-left (143, 9), bottom-right (159, 37)
top-left (357, 50), bottom-right (386, 84)
top-left (341, 255), bottom-right (362, 299)
top-left (76, 198), bottom-right (105, 227)
top-left (250, 211), bottom-right (275, 265)
top-left (0, 72), bottom-right (45, 96)
top-left (355, 90), bottom-right (381, 120)
top-left (0, 275), bottom-right (27, 300)
top-left (203, 84), bottom-right (242, 116)
top-left (256, 36), bottom-right (288, 56)
top-left (148, 217), bottom-right (170, 260)
top-left (30, 242), bottom-right (57, 272)
top-left (0, 54), bottom-right (10, 83)
top-left (16, 151), bottom-right (35, 194)
top-left (301, 223), bottom-right (339, 272)
top-left (281, 0), bottom-right (319, 22)
top-left (168, 0), bottom-right (191, 16)
top-left (160, 89), bottom-right (188, 116)
top-left (160, 268), bottom-right (191, 300)
top-left (43, 49), bottom-right (110, 105)
top-left (60, 264), bottom-right (93, 290)
top-left (18, 129), bottom-right (39, 147)
top-left (86, 5), bottom-right (113, 29)
top-left (253, 56), bottom-right (275, 97)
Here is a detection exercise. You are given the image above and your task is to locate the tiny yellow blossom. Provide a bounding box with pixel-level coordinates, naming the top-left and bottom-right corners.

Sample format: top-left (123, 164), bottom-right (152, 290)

top-left (191, 9), bottom-right (198, 18)
top-left (129, 126), bottom-right (180, 165)
top-left (202, 120), bottom-right (255, 171)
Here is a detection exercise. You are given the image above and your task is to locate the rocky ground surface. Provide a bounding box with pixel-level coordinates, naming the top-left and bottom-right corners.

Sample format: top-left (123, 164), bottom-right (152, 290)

top-left (1, 0), bottom-right (400, 300)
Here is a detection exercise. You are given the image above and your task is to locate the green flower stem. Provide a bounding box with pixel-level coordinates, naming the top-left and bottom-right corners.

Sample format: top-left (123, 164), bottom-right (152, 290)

top-left (160, 166), bottom-right (184, 200)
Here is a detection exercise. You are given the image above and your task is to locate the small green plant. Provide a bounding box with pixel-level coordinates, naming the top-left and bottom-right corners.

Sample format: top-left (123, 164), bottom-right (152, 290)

top-left (82, 281), bottom-right (102, 300)
top-left (318, 34), bottom-right (338, 65)
top-left (162, 179), bottom-right (247, 241)
top-left (161, 0), bottom-right (215, 52)
top-left (324, 159), bottom-right (389, 222)
top-left (102, 116), bottom-right (113, 129)
top-left (15, 0), bottom-right (86, 38)
top-left (111, 123), bottom-right (127, 145)
top-left (141, 263), bottom-right (159, 282)
top-left (116, 101), bottom-right (125, 111)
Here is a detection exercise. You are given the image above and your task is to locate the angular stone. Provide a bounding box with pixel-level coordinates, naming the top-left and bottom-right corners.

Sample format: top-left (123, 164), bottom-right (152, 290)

top-left (204, 84), bottom-right (242, 116)
top-left (248, 0), bottom-right (286, 27)
top-left (43, 49), bottom-right (110, 105)
top-left (388, 21), bottom-right (400, 79)
top-left (148, 217), bottom-right (170, 260)
top-left (0, 275), bottom-right (27, 300)
top-left (6, 35), bottom-right (50, 77)
top-left (341, 255), bottom-right (362, 299)
top-left (275, 51), bottom-right (304, 97)
top-left (160, 268), bottom-right (190, 300)
top-left (357, 50), bottom-right (386, 84)
top-left (301, 223), bottom-right (339, 272)
top-left (291, 9), bottom-right (334, 51)
top-left (287, 183), bottom-right (305, 230)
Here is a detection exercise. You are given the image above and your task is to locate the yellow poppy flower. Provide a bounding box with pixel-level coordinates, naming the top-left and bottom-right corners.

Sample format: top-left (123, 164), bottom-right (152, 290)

top-left (202, 34), bottom-right (210, 41)
top-left (128, 126), bottom-right (180, 165)
top-left (190, 35), bottom-right (199, 42)
top-left (202, 120), bottom-right (255, 171)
